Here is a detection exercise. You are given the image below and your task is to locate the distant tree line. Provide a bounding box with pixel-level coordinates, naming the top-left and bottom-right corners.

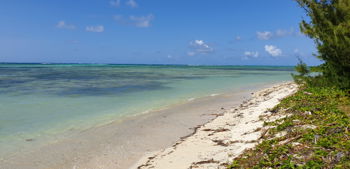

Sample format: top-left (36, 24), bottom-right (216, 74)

top-left (293, 0), bottom-right (350, 89)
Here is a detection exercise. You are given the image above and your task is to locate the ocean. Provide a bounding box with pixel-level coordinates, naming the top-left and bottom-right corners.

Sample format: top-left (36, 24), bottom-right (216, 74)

top-left (0, 64), bottom-right (293, 157)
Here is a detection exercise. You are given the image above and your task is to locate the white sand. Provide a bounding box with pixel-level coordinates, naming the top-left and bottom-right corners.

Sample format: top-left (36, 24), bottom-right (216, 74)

top-left (133, 82), bottom-right (298, 169)
top-left (1, 84), bottom-right (255, 169)
top-left (1, 83), bottom-right (296, 169)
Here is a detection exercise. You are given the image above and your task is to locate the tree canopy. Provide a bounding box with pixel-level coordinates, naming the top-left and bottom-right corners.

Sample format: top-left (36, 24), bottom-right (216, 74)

top-left (296, 0), bottom-right (350, 89)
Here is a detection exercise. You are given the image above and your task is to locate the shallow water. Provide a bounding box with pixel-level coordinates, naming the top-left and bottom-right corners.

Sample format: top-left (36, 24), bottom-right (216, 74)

top-left (0, 64), bottom-right (293, 156)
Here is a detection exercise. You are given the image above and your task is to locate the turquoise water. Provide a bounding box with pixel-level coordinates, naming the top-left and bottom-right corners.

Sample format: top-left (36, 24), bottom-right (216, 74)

top-left (0, 64), bottom-right (293, 155)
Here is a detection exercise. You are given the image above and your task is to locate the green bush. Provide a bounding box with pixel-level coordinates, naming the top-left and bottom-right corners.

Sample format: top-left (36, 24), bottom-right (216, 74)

top-left (229, 85), bottom-right (350, 168)
top-left (296, 0), bottom-right (350, 89)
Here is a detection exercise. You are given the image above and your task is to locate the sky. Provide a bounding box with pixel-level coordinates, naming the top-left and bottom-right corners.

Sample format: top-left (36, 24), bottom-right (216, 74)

top-left (0, 0), bottom-right (322, 65)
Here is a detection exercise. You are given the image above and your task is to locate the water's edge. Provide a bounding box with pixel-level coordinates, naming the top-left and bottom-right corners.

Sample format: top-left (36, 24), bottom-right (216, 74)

top-left (0, 82), bottom-right (287, 169)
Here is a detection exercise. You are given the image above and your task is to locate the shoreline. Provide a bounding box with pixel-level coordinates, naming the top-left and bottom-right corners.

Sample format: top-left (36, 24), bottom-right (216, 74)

top-left (1, 82), bottom-right (292, 169)
top-left (133, 82), bottom-right (298, 169)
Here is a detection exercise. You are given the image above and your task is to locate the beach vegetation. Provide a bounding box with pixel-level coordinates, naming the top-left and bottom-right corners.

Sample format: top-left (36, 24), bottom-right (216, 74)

top-left (228, 0), bottom-right (350, 168)
top-left (294, 0), bottom-right (350, 89)
top-left (228, 85), bottom-right (350, 168)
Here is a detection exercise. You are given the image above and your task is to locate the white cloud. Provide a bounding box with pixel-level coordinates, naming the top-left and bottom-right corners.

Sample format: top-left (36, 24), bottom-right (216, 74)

top-left (188, 40), bottom-right (214, 56)
top-left (257, 31), bottom-right (273, 40)
top-left (86, 25), bottom-right (104, 32)
top-left (276, 29), bottom-right (290, 37)
top-left (56, 21), bottom-right (76, 30)
top-left (126, 0), bottom-right (138, 8)
top-left (257, 28), bottom-right (299, 40)
top-left (235, 36), bottom-right (241, 41)
top-left (276, 28), bottom-right (295, 37)
top-left (129, 15), bottom-right (153, 27)
top-left (110, 0), bottom-right (121, 7)
top-left (110, 0), bottom-right (138, 8)
top-left (265, 45), bottom-right (282, 57)
top-left (114, 14), bottom-right (154, 28)
top-left (192, 40), bottom-right (205, 46)
top-left (244, 51), bottom-right (259, 58)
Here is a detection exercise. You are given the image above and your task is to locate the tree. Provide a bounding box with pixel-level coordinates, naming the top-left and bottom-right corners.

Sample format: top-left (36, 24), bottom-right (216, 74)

top-left (296, 0), bottom-right (350, 89)
top-left (295, 58), bottom-right (310, 76)
top-left (292, 58), bottom-right (312, 85)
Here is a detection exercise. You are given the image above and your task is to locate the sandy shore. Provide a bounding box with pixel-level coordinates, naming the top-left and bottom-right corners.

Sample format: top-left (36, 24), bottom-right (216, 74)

top-left (0, 82), bottom-right (296, 169)
top-left (2, 83), bottom-right (275, 169)
top-left (133, 82), bottom-right (298, 169)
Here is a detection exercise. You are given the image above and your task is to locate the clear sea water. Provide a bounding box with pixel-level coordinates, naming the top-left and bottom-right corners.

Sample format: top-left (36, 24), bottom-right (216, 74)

top-left (0, 64), bottom-right (293, 156)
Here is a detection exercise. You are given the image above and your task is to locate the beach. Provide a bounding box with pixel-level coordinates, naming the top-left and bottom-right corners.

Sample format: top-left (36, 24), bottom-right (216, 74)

top-left (1, 82), bottom-right (297, 169)
top-left (133, 82), bottom-right (298, 169)
top-left (2, 0), bottom-right (345, 167)
top-left (0, 84), bottom-right (254, 169)
top-left (0, 64), bottom-right (295, 169)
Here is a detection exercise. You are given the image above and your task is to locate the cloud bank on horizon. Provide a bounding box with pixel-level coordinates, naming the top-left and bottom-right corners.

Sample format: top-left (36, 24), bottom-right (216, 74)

top-left (0, 0), bottom-right (320, 65)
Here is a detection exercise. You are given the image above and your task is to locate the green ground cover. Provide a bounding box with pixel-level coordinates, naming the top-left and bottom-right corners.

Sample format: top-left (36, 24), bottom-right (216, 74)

top-left (229, 85), bottom-right (350, 168)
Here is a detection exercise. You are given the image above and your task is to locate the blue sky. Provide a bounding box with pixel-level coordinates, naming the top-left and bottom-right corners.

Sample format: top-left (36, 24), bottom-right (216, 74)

top-left (0, 0), bottom-right (321, 65)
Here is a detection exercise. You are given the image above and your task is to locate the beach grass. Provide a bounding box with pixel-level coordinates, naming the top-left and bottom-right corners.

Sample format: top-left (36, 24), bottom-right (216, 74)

top-left (228, 85), bottom-right (350, 168)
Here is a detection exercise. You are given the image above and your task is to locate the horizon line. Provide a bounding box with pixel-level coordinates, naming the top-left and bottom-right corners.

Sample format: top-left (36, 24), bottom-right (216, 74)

top-left (0, 62), bottom-right (297, 67)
